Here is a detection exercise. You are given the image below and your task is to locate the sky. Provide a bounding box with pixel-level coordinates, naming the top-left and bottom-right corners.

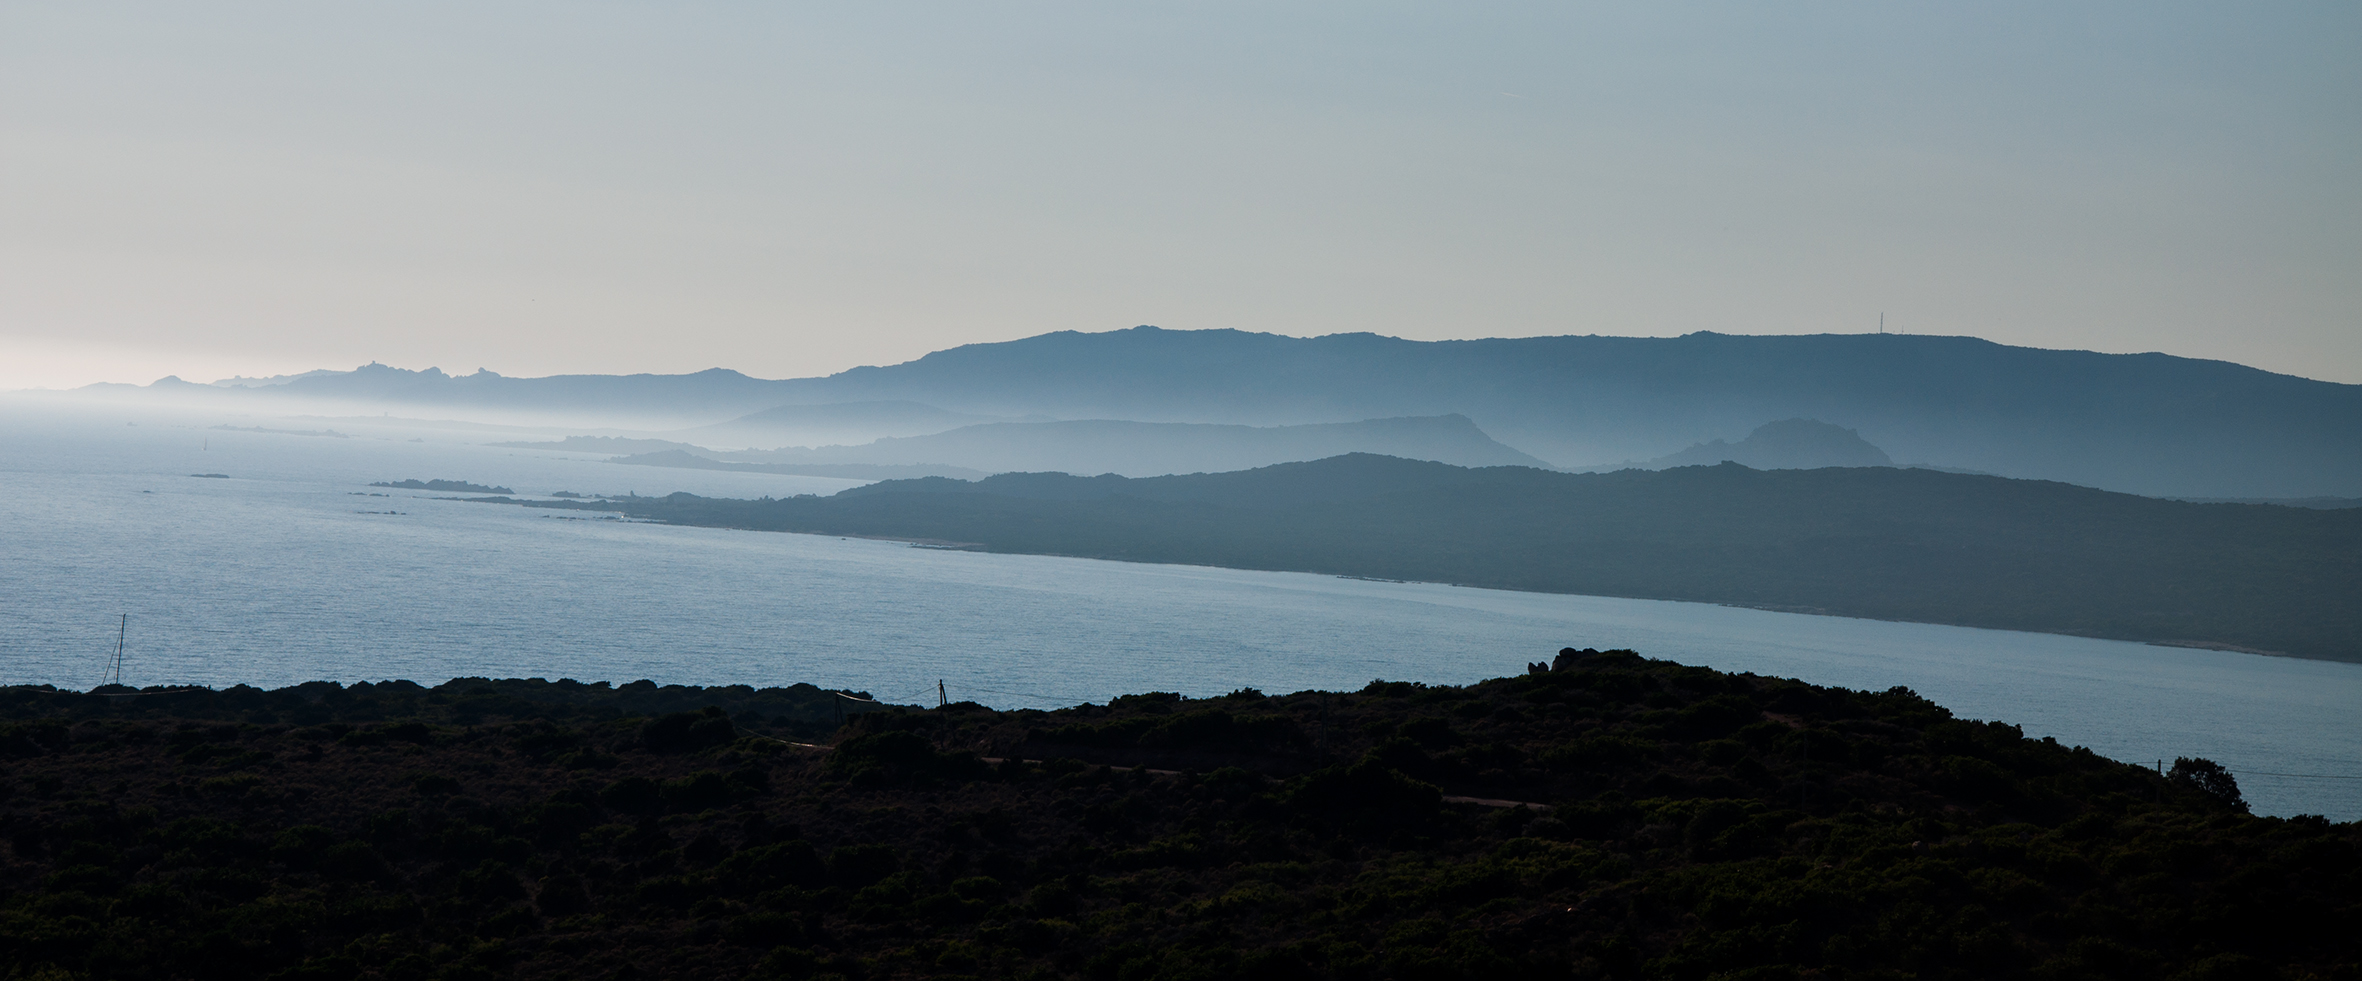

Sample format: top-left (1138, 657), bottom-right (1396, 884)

top-left (2, 1), bottom-right (2357, 390)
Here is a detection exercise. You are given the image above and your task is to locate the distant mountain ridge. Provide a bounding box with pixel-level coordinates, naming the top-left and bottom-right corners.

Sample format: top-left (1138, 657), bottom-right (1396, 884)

top-left (491, 453), bottom-right (2362, 662)
top-left (595, 414), bottom-right (1548, 478)
top-left (775, 328), bottom-right (2362, 497)
top-left (135, 363), bottom-right (802, 426)
top-left (717, 414), bottom-right (1552, 476)
top-left (75, 327), bottom-right (2362, 497)
top-left (1630, 419), bottom-right (1895, 471)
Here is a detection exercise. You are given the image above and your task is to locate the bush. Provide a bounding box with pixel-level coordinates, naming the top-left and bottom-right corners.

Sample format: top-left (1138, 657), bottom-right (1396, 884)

top-left (827, 843), bottom-right (901, 888)
top-left (2170, 757), bottom-right (2249, 813)
top-left (664, 771), bottom-right (735, 810)
top-left (1286, 758), bottom-right (1441, 815)
top-left (599, 776), bottom-right (664, 814)
top-left (642, 707), bottom-right (738, 753)
top-left (317, 841), bottom-right (390, 882)
top-left (719, 840), bottom-right (825, 893)
top-left (827, 730), bottom-right (985, 783)
top-left (407, 772), bottom-right (462, 796)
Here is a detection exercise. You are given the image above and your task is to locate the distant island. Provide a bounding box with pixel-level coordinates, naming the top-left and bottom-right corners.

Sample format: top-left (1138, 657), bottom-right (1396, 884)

top-left (189, 473), bottom-right (229, 479)
top-left (373, 478), bottom-right (515, 494)
top-left (478, 454), bottom-right (2362, 661)
top-left (0, 652), bottom-right (2345, 979)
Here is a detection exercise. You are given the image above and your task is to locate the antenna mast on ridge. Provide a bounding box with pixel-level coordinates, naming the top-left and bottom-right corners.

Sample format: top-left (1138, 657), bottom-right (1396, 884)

top-left (105, 614), bottom-right (127, 688)
top-left (1879, 312), bottom-right (1885, 334)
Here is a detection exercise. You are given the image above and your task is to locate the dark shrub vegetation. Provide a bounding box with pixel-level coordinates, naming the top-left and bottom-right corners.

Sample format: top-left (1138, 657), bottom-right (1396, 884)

top-left (0, 652), bottom-right (2351, 979)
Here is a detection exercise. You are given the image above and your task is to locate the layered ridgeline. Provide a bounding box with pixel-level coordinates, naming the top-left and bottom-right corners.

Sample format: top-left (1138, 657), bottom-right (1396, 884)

top-left (482, 456), bottom-right (2362, 661)
top-left (773, 328), bottom-right (2362, 498)
top-left (603, 415), bottom-right (1550, 480)
top-left (493, 415), bottom-right (1545, 480)
top-left (79, 328), bottom-right (2362, 498)
top-left (1624, 419), bottom-right (1896, 472)
top-left (0, 653), bottom-right (2350, 980)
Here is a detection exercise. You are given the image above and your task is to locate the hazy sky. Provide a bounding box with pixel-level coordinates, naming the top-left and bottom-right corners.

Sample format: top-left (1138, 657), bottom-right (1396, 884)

top-left (3, 2), bottom-right (2357, 389)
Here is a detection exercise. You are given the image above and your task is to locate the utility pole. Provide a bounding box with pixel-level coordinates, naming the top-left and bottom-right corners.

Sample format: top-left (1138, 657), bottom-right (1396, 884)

top-left (938, 679), bottom-right (947, 708)
top-left (106, 614), bottom-right (127, 688)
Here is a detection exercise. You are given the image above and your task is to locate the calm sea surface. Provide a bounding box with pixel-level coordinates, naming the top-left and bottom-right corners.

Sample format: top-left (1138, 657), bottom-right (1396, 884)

top-left (4, 402), bottom-right (2357, 819)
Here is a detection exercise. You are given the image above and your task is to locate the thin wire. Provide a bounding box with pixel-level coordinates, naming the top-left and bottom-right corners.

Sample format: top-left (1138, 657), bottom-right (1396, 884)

top-left (828, 685), bottom-right (925, 706)
top-left (880, 683), bottom-right (940, 705)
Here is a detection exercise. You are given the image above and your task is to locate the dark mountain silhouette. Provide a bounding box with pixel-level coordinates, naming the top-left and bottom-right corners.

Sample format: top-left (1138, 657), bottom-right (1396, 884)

top-left (695, 414), bottom-right (1552, 477)
top-left (1633, 418), bottom-right (1894, 470)
top-left (489, 454), bottom-right (2362, 662)
top-left (85, 328), bottom-right (2362, 496)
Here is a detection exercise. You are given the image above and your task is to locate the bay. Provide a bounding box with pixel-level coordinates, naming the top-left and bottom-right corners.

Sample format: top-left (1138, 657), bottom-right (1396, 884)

top-left (3, 401), bottom-right (2356, 819)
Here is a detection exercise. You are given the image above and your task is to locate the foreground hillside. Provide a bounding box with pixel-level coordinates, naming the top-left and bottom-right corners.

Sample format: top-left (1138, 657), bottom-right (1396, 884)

top-left (0, 652), bottom-right (2353, 980)
top-left (490, 455), bottom-right (2362, 661)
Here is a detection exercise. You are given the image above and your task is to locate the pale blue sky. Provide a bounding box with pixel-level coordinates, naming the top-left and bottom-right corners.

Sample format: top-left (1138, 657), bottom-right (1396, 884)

top-left (2, 2), bottom-right (2356, 388)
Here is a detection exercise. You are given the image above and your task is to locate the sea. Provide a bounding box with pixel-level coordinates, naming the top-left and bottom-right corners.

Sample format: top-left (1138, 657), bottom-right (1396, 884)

top-left (3, 401), bottom-right (2357, 820)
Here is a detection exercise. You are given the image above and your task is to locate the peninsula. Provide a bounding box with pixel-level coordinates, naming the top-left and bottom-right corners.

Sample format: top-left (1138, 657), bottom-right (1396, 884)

top-left (474, 454), bottom-right (2362, 661)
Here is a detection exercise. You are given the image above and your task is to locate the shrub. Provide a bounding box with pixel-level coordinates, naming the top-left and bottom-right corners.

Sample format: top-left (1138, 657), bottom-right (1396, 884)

top-left (407, 772), bottom-right (462, 796)
top-left (2169, 757), bottom-right (2249, 814)
top-left (1286, 758), bottom-right (1441, 815)
top-left (719, 840), bottom-right (825, 893)
top-left (643, 707), bottom-right (738, 753)
top-left (663, 771), bottom-right (734, 810)
top-left (599, 776), bottom-right (664, 814)
top-left (827, 843), bottom-right (901, 888)
top-left (318, 841), bottom-right (390, 882)
top-left (827, 730), bottom-right (985, 783)
top-left (1674, 694), bottom-right (1760, 739)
